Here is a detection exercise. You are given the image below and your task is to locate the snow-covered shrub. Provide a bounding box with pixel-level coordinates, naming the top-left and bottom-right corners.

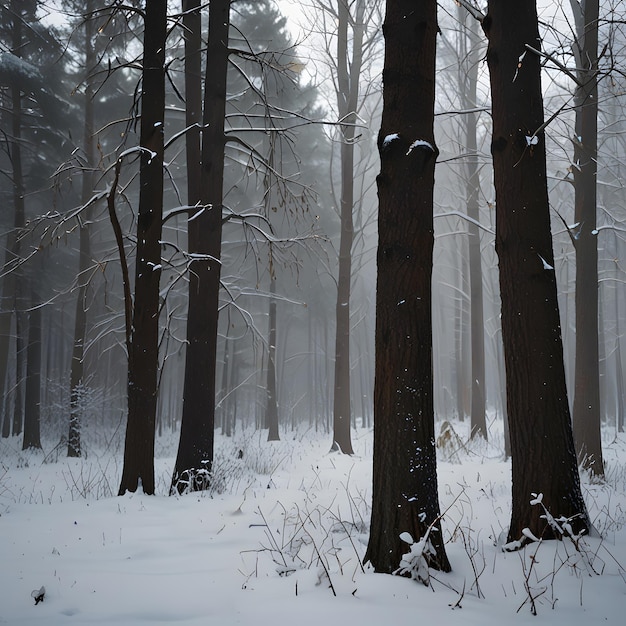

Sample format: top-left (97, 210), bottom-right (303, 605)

top-left (395, 530), bottom-right (437, 586)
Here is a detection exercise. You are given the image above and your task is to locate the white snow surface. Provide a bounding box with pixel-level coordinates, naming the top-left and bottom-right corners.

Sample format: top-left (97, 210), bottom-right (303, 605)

top-left (1, 424), bottom-right (625, 625)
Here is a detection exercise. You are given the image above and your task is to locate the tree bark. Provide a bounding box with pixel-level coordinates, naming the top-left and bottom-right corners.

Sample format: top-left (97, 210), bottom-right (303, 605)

top-left (171, 0), bottom-right (230, 493)
top-left (181, 0), bottom-right (202, 204)
top-left (22, 284), bottom-right (42, 451)
top-left (118, 0), bottom-right (166, 496)
top-left (460, 10), bottom-right (487, 439)
top-left (331, 0), bottom-right (364, 455)
top-left (483, 0), bottom-right (590, 542)
top-left (266, 264), bottom-right (280, 441)
top-left (571, 0), bottom-right (604, 477)
top-left (69, 4), bottom-right (96, 458)
top-left (0, 203), bottom-right (18, 439)
top-left (365, 0), bottom-right (450, 575)
top-left (7, 0), bottom-right (27, 439)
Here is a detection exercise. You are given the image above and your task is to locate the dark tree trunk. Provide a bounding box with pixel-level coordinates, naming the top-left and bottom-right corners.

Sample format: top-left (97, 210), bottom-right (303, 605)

top-left (266, 270), bottom-right (280, 441)
top-left (9, 3), bottom-right (26, 439)
top-left (483, 0), bottom-right (590, 542)
top-left (222, 333), bottom-right (234, 437)
top-left (331, 1), bottom-right (363, 455)
top-left (571, 0), bottom-right (604, 477)
top-left (171, 0), bottom-right (230, 493)
top-left (0, 227), bottom-right (17, 439)
top-left (182, 0), bottom-right (202, 203)
top-left (118, 0), bottom-right (166, 496)
top-left (12, 310), bottom-right (25, 437)
top-left (454, 256), bottom-right (467, 422)
top-left (217, 329), bottom-right (230, 433)
top-left (365, 0), bottom-right (451, 575)
top-left (0, 86), bottom-right (12, 432)
top-left (460, 11), bottom-right (487, 440)
top-left (22, 286), bottom-right (42, 451)
top-left (615, 270), bottom-right (624, 433)
top-left (69, 5), bottom-right (96, 458)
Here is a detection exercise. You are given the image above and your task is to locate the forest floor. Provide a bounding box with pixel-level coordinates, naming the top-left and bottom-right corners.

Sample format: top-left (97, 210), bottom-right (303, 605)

top-left (1, 420), bottom-right (625, 625)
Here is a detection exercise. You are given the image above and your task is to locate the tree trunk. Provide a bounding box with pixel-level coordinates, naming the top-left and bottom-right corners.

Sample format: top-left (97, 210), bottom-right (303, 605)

top-left (461, 10), bottom-right (487, 439)
top-left (454, 255), bottom-right (466, 422)
top-left (615, 264), bottom-right (624, 433)
top-left (222, 333), bottom-right (234, 437)
top-left (571, 0), bottom-right (604, 476)
top-left (217, 329), bottom-right (230, 433)
top-left (331, 0), bottom-right (364, 455)
top-left (0, 228), bottom-right (17, 437)
top-left (69, 5), bottom-right (96, 458)
top-left (118, 0), bottom-right (166, 496)
top-left (12, 309), bottom-right (25, 437)
top-left (266, 267), bottom-right (280, 441)
top-left (171, 0), bottom-right (230, 493)
top-left (483, 0), bottom-right (590, 542)
top-left (22, 284), bottom-right (42, 451)
top-left (8, 2), bottom-right (27, 439)
top-left (365, 0), bottom-right (450, 575)
top-left (182, 0), bottom-right (202, 204)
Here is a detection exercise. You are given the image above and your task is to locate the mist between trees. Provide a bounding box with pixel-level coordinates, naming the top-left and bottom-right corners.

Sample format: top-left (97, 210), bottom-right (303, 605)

top-left (0, 0), bottom-right (624, 568)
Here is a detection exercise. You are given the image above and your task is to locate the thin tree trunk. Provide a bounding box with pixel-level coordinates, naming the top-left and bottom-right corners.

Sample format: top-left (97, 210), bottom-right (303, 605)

top-left (454, 259), bottom-right (465, 422)
top-left (182, 0), bottom-right (202, 204)
top-left (331, 1), bottom-right (363, 455)
top-left (0, 225), bottom-right (17, 437)
top-left (218, 330), bottom-right (230, 433)
top-left (9, 2), bottom-right (27, 440)
top-left (266, 265), bottom-right (280, 441)
top-left (12, 307), bottom-right (25, 437)
top-left (69, 6), bottom-right (96, 458)
top-left (613, 240), bottom-right (624, 433)
top-left (461, 10), bottom-right (487, 439)
top-left (22, 284), bottom-right (42, 451)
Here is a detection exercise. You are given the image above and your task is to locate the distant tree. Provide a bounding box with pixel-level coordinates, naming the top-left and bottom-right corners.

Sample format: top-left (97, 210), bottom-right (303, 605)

top-left (22, 268), bottom-right (42, 451)
top-left (0, 0), bottom-right (32, 439)
top-left (265, 247), bottom-right (280, 442)
top-left (459, 8), bottom-right (487, 440)
top-left (306, 0), bottom-right (382, 454)
top-left (329, 0), bottom-right (363, 455)
top-left (227, 0), bottom-right (327, 442)
top-left (67, 0), bottom-right (97, 458)
top-left (482, 0), bottom-right (590, 542)
top-left (439, 4), bottom-right (489, 438)
top-left (365, 0), bottom-right (451, 575)
top-left (118, 0), bottom-right (167, 496)
top-left (0, 0), bottom-right (70, 441)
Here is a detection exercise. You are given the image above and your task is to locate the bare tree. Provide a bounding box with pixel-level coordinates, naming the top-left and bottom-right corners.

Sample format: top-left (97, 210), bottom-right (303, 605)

top-left (304, 0), bottom-right (382, 453)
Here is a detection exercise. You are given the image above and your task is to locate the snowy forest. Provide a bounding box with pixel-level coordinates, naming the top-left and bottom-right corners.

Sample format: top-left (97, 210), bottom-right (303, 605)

top-left (1, 0), bottom-right (626, 624)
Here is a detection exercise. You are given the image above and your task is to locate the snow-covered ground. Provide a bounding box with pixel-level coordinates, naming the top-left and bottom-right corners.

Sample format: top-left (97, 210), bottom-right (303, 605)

top-left (1, 422), bottom-right (625, 625)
